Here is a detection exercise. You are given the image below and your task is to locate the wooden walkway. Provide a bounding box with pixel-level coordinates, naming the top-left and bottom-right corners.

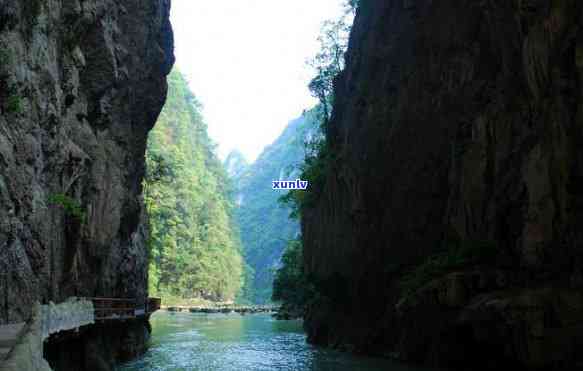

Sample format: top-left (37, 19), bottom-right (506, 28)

top-left (0, 297), bottom-right (160, 364)
top-left (91, 297), bottom-right (161, 321)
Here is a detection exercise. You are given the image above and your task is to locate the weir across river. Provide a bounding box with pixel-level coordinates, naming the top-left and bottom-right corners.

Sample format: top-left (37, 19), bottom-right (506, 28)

top-left (0, 297), bottom-right (161, 370)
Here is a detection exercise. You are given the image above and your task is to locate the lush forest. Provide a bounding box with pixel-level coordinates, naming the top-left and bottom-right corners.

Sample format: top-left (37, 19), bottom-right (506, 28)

top-left (272, 3), bottom-right (355, 309)
top-left (227, 3), bottom-right (356, 305)
top-left (227, 113), bottom-right (317, 303)
top-left (144, 1), bottom-right (355, 306)
top-left (144, 69), bottom-right (244, 303)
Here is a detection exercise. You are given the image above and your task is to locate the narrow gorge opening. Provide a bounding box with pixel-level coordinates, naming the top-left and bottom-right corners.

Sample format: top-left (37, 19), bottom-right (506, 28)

top-left (3, 0), bottom-right (583, 371)
top-left (140, 0), bottom-right (356, 315)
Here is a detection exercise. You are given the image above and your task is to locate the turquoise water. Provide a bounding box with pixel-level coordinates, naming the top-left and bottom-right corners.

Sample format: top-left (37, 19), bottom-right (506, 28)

top-left (119, 311), bottom-right (431, 371)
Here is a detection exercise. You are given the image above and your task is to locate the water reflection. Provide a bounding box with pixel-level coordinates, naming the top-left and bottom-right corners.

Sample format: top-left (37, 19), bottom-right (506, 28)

top-left (119, 311), bottom-right (432, 371)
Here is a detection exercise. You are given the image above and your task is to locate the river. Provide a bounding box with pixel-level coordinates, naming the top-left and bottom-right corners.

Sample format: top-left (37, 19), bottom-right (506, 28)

top-left (118, 311), bottom-right (434, 371)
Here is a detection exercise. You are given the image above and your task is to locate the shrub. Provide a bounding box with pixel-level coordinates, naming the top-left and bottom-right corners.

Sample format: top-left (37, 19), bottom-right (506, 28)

top-left (0, 49), bottom-right (9, 66)
top-left (278, 107), bottom-right (334, 218)
top-left (6, 94), bottom-right (22, 114)
top-left (48, 193), bottom-right (86, 223)
top-left (398, 240), bottom-right (498, 296)
top-left (272, 239), bottom-right (316, 306)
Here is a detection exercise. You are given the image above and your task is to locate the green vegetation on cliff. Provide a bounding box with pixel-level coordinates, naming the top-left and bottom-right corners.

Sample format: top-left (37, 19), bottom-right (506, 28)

top-left (228, 114), bottom-right (316, 303)
top-left (399, 240), bottom-right (499, 297)
top-left (145, 69), bottom-right (243, 302)
top-left (272, 4), bottom-right (355, 311)
top-left (272, 239), bottom-right (314, 307)
top-left (47, 193), bottom-right (86, 223)
top-left (280, 5), bottom-right (354, 219)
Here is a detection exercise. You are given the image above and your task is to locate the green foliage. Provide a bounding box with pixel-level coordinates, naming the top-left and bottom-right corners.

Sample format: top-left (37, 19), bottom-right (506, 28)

top-left (0, 48), bottom-right (23, 114)
top-left (48, 193), bottom-right (86, 222)
top-left (272, 239), bottom-right (315, 307)
top-left (278, 109), bottom-right (335, 219)
top-left (145, 69), bottom-right (244, 302)
top-left (230, 115), bottom-right (312, 303)
top-left (158, 296), bottom-right (219, 308)
top-left (6, 94), bottom-right (22, 114)
top-left (146, 153), bottom-right (175, 183)
top-left (307, 4), bottom-right (354, 123)
top-left (0, 48), bottom-right (9, 67)
top-left (235, 263), bottom-right (256, 305)
top-left (232, 1), bottom-right (358, 305)
top-left (280, 7), bottom-right (354, 219)
top-left (399, 241), bottom-right (499, 296)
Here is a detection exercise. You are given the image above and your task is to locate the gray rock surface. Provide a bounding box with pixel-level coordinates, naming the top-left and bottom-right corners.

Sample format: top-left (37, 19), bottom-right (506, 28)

top-left (0, 0), bottom-right (173, 369)
top-left (302, 0), bottom-right (583, 369)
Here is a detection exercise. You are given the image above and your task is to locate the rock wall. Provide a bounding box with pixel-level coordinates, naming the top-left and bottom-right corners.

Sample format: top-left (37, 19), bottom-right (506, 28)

top-left (44, 319), bottom-right (150, 371)
top-left (0, 0), bottom-right (173, 369)
top-left (302, 0), bottom-right (583, 369)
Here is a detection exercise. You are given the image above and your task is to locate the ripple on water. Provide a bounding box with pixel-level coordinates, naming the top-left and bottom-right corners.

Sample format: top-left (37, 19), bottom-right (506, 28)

top-left (119, 312), bottom-right (436, 371)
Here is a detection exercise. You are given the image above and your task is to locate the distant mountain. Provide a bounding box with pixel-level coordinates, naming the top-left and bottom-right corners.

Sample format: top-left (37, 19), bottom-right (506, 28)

top-left (224, 150), bottom-right (249, 180)
top-left (229, 109), bottom-right (319, 303)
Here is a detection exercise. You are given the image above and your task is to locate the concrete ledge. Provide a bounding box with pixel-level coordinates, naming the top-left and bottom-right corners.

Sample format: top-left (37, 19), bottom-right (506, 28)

top-left (0, 304), bottom-right (51, 371)
top-left (1, 298), bottom-right (95, 371)
top-left (40, 298), bottom-right (94, 340)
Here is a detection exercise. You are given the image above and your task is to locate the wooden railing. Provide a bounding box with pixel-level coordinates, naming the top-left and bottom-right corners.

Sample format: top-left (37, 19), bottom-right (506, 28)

top-left (0, 296), bottom-right (161, 366)
top-left (91, 298), bottom-right (136, 321)
top-left (84, 297), bottom-right (161, 321)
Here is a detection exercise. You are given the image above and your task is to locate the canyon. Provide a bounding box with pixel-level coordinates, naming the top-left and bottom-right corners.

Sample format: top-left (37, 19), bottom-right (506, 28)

top-left (3, 0), bottom-right (583, 370)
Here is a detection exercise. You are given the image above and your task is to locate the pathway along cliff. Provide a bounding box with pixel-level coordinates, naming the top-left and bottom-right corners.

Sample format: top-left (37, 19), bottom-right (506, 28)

top-left (0, 0), bottom-right (173, 370)
top-left (3, 0), bottom-right (583, 371)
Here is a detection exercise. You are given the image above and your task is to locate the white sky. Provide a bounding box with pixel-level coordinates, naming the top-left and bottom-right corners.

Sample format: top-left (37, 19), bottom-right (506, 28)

top-left (170, 0), bottom-right (346, 162)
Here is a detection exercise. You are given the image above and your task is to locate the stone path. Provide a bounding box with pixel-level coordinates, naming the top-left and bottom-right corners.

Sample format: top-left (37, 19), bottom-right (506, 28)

top-left (0, 323), bottom-right (25, 361)
top-left (0, 297), bottom-right (161, 370)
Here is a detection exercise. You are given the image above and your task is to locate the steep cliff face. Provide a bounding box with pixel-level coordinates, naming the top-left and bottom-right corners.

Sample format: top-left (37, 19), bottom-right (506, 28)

top-left (0, 0), bottom-right (173, 368)
top-left (303, 1), bottom-right (583, 369)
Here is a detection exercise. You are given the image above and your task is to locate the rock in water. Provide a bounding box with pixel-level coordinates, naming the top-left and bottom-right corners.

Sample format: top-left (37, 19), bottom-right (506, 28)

top-left (0, 0), bottom-right (174, 369)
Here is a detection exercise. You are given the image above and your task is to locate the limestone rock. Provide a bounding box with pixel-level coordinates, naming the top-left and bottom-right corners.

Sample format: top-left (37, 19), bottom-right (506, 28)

top-left (303, 0), bottom-right (583, 369)
top-left (0, 0), bottom-right (173, 369)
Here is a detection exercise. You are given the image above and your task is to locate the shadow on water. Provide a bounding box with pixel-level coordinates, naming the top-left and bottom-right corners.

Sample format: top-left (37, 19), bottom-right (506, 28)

top-left (118, 311), bottom-right (434, 371)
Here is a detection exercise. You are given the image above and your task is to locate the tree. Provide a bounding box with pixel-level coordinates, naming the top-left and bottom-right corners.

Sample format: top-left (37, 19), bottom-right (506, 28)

top-left (307, 3), bottom-right (355, 124)
top-left (272, 239), bottom-right (312, 306)
top-left (144, 69), bottom-right (244, 302)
